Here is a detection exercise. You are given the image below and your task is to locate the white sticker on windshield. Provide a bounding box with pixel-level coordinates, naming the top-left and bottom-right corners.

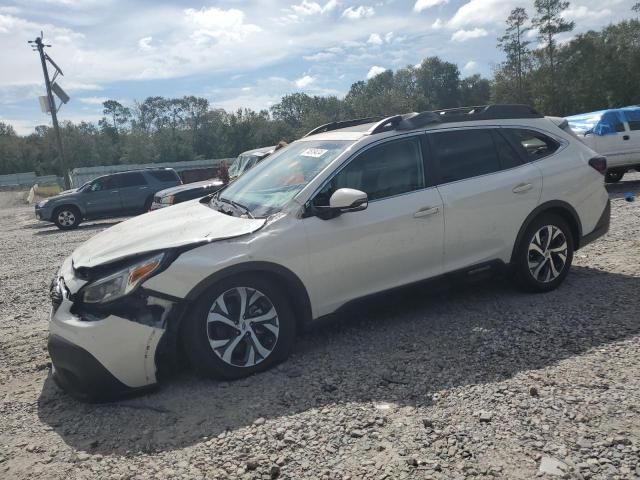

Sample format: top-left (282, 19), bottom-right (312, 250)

top-left (300, 148), bottom-right (328, 158)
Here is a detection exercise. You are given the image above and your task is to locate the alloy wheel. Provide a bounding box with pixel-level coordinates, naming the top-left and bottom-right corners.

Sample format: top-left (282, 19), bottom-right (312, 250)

top-left (206, 287), bottom-right (280, 367)
top-left (527, 225), bottom-right (568, 283)
top-left (57, 210), bottom-right (76, 227)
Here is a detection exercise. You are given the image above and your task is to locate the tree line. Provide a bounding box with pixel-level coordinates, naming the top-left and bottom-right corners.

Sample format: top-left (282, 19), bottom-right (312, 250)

top-left (1, 0), bottom-right (639, 176)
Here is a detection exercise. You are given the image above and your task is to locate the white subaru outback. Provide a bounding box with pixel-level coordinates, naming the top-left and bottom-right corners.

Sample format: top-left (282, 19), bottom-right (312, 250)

top-left (48, 105), bottom-right (611, 401)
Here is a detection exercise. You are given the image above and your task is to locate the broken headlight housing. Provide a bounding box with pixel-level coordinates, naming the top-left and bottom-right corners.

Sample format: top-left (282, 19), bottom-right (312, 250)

top-left (80, 253), bottom-right (165, 304)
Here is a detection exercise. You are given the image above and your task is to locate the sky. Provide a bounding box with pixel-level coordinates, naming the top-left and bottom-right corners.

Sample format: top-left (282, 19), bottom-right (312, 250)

top-left (0, 0), bottom-right (637, 135)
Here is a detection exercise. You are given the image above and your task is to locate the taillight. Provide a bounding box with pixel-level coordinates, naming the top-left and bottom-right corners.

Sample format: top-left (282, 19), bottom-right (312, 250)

top-left (588, 156), bottom-right (607, 175)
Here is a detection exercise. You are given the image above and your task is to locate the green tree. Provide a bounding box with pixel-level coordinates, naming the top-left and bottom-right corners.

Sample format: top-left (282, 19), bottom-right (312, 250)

top-left (102, 100), bottom-right (131, 135)
top-left (532, 0), bottom-right (574, 113)
top-left (497, 7), bottom-right (531, 101)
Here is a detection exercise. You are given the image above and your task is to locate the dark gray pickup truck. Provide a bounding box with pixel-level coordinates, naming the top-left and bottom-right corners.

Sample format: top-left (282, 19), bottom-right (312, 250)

top-left (35, 168), bottom-right (181, 230)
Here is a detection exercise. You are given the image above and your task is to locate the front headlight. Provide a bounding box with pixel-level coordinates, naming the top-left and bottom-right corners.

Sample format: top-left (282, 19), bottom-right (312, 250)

top-left (81, 253), bottom-right (165, 304)
top-left (160, 195), bottom-right (175, 205)
top-left (37, 200), bottom-right (48, 208)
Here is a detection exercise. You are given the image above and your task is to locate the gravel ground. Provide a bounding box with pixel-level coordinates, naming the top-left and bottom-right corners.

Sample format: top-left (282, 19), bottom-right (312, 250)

top-left (1, 177), bottom-right (639, 480)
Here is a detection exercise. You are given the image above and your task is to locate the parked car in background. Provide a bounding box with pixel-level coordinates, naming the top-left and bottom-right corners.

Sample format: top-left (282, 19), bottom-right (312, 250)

top-left (228, 146), bottom-right (275, 180)
top-left (566, 106), bottom-right (640, 183)
top-left (150, 146), bottom-right (275, 210)
top-left (35, 168), bottom-right (181, 230)
top-left (47, 104), bottom-right (610, 401)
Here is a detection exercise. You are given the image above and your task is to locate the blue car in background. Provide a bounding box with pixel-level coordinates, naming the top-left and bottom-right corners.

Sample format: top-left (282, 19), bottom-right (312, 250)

top-left (567, 106), bottom-right (640, 183)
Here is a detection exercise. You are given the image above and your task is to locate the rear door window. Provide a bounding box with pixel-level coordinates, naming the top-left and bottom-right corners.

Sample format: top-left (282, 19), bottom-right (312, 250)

top-left (493, 131), bottom-right (524, 170)
top-left (429, 129), bottom-right (501, 183)
top-left (504, 129), bottom-right (560, 161)
top-left (116, 172), bottom-right (147, 188)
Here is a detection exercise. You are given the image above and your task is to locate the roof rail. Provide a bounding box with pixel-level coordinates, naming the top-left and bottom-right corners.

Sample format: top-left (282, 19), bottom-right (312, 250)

top-left (396, 111), bottom-right (441, 131)
top-left (303, 117), bottom-right (381, 137)
top-left (433, 104), bottom-right (542, 121)
top-left (368, 115), bottom-right (404, 135)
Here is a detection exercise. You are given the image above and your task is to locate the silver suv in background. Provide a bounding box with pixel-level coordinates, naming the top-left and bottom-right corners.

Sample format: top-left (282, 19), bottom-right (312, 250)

top-left (35, 168), bottom-right (181, 230)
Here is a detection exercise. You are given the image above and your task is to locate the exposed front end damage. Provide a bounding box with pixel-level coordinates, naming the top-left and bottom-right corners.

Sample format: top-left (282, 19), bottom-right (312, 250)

top-left (48, 256), bottom-right (184, 402)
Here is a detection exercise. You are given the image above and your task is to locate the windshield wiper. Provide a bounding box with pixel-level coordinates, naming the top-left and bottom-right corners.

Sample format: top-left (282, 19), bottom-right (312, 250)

top-left (218, 197), bottom-right (254, 219)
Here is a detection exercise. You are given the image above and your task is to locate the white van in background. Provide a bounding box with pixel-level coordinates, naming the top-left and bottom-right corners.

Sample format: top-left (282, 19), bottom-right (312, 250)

top-left (566, 107), bottom-right (640, 183)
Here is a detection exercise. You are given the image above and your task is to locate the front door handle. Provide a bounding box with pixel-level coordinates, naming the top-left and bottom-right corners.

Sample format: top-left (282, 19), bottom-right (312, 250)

top-left (414, 206), bottom-right (440, 218)
top-left (512, 183), bottom-right (533, 194)
top-left (623, 135), bottom-right (630, 141)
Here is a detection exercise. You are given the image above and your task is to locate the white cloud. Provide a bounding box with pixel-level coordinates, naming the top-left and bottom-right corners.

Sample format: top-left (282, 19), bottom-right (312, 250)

top-left (342, 6), bottom-right (375, 20)
top-left (448, 0), bottom-right (512, 29)
top-left (294, 75), bottom-right (315, 88)
top-left (291, 0), bottom-right (339, 16)
top-left (77, 96), bottom-right (108, 105)
top-left (431, 18), bottom-right (444, 29)
top-left (303, 51), bottom-right (336, 61)
top-left (385, 31), bottom-right (394, 42)
top-left (451, 28), bottom-right (488, 42)
top-left (562, 5), bottom-right (612, 22)
top-left (462, 60), bottom-right (479, 73)
top-left (366, 65), bottom-right (386, 79)
top-left (413, 0), bottom-right (448, 13)
top-left (138, 36), bottom-right (153, 51)
top-left (367, 33), bottom-right (383, 45)
top-left (185, 7), bottom-right (262, 45)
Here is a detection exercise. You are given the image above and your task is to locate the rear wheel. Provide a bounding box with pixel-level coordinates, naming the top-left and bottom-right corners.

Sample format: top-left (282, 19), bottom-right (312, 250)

top-left (513, 213), bottom-right (574, 292)
top-left (53, 206), bottom-right (81, 230)
top-left (605, 170), bottom-right (624, 183)
top-left (181, 274), bottom-right (296, 380)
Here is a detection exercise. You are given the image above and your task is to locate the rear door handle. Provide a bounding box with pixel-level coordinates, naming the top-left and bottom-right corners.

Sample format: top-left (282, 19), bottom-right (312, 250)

top-left (623, 135), bottom-right (630, 141)
top-left (414, 206), bottom-right (440, 218)
top-left (512, 183), bottom-right (533, 194)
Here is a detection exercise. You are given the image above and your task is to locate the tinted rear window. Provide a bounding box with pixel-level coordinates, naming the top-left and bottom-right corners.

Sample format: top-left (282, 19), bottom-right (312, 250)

top-left (430, 129), bottom-right (501, 183)
top-left (116, 172), bottom-right (147, 187)
top-left (149, 170), bottom-right (180, 182)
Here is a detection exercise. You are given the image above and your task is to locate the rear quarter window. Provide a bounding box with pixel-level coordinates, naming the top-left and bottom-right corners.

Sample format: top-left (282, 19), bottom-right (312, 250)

top-left (504, 129), bottom-right (560, 161)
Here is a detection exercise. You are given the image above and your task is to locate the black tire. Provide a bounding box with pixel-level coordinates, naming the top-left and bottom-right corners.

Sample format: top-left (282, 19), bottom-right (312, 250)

top-left (513, 213), bottom-right (574, 293)
top-left (181, 274), bottom-right (296, 380)
top-left (53, 205), bottom-right (82, 230)
top-left (605, 170), bottom-right (624, 183)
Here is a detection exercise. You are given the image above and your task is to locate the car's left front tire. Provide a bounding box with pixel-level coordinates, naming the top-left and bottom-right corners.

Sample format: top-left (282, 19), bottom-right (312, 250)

top-left (181, 274), bottom-right (296, 380)
top-left (53, 205), bottom-right (82, 230)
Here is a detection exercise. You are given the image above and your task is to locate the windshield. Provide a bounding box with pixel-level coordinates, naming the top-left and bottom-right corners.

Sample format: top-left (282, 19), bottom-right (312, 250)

top-left (216, 140), bottom-right (353, 218)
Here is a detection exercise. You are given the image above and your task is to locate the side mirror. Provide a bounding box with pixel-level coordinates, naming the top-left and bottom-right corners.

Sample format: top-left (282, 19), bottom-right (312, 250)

top-left (329, 188), bottom-right (368, 212)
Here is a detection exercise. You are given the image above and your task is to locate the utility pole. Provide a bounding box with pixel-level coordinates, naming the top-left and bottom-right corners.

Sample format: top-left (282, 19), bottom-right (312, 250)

top-left (29, 34), bottom-right (70, 189)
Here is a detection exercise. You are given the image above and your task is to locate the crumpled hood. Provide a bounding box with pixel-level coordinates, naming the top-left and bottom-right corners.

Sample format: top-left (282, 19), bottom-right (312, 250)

top-left (72, 199), bottom-right (266, 269)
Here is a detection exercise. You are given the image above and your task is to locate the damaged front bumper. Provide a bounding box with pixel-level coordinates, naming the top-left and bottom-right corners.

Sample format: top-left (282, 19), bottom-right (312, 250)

top-left (48, 258), bottom-right (184, 402)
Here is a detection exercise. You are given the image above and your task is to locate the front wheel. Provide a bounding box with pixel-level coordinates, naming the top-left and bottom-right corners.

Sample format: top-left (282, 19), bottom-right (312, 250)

top-left (181, 274), bottom-right (296, 380)
top-left (513, 214), bottom-right (574, 292)
top-left (53, 206), bottom-right (81, 230)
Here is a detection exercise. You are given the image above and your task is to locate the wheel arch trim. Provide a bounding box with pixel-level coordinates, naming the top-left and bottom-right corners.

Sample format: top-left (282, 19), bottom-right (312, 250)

top-left (511, 200), bottom-right (583, 263)
top-left (183, 261), bottom-right (313, 331)
top-left (53, 203), bottom-right (85, 218)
